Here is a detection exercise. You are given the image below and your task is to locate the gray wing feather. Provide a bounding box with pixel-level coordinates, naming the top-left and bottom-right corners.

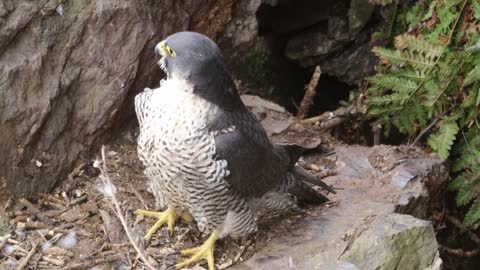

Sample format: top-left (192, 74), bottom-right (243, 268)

top-left (212, 110), bottom-right (291, 198)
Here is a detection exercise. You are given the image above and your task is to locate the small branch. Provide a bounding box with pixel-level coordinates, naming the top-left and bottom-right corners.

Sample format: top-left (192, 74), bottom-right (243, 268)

top-left (60, 254), bottom-right (125, 270)
top-left (0, 233), bottom-right (11, 251)
top-left (98, 145), bottom-right (156, 270)
top-left (441, 245), bottom-right (480, 257)
top-left (301, 95), bottom-right (366, 129)
top-left (410, 114), bottom-right (443, 146)
top-left (372, 124), bottom-right (382, 145)
top-left (297, 66), bottom-right (321, 119)
top-left (127, 175), bottom-right (149, 209)
top-left (16, 242), bottom-right (38, 270)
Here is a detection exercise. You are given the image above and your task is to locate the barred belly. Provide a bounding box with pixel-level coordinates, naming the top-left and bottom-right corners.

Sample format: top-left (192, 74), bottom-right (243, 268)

top-left (135, 82), bottom-right (257, 238)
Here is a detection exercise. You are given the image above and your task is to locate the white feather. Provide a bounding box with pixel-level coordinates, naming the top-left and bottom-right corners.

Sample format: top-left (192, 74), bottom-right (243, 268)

top-left (3, 244), bottom-right (15, 254)
top-left (58, 231), bottom-right (77, 249)
top-left (41, 241), bottom-right (52, 251)
top-left (97, 177), bottom-right (117, 198)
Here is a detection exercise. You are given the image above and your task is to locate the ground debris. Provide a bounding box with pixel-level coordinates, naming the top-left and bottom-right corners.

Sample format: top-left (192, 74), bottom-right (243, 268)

top-left (1, 129), bottom-right (330, 269)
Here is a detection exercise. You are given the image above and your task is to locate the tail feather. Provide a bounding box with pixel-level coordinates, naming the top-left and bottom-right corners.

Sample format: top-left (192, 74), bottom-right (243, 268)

top-left (288, 179), bottom-right (330, 205)
top-left (283, 166), bottom-right (335, 205)
top-left (291, 167), bottom-right (336, 194)
top-left (280, 143), bottom-right (335, 205)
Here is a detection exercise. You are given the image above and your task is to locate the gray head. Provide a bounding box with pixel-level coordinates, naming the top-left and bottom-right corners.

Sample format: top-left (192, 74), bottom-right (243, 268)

top-left (154, 32), bottom-right (243, 110)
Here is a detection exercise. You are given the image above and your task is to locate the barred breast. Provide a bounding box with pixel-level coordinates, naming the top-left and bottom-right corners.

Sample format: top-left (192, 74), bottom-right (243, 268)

top-left (135, 79), bottom-right (257, 238)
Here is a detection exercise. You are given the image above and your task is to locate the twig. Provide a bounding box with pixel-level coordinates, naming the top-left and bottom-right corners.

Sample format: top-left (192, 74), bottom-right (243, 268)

top-left (410, 114), bottom-right (443, 146)
top-left (98, 145), bottom-right (156, 270)
top-left (19, 198), bottom-right (52, 225)
top-left (69, 194), bottom-right (88, 207)
top-left (126, 175), bottom-right (149, 209)
top-left (0, 233), bottom-right (11, 251)
top-left (16, 242), bottom-right (38, 270)
top-left (60, 254), bottom-right (125, 270)
top-left (301, 93), bottom-right (366, 128)
top-left (372, 124), bottom-right (382, 145)
top-left (297, 66), bottom-right (321, 119)
top-left (172, 229), bottom-right (190, 249)
top-left (41, 256), bottom-right (65, 266)
top-left (441, 245), bottom-right (480, 257)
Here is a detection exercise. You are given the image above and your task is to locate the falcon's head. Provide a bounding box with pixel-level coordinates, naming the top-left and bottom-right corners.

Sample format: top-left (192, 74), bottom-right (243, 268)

top-left (154, 31), bottom-right (241, 109)
top-left (155, 32), bottom-right (225, 81)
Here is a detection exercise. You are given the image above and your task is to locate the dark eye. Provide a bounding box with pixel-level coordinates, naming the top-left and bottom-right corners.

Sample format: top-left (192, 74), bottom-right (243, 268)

top-left (166, 46), bottom-right (176, 57)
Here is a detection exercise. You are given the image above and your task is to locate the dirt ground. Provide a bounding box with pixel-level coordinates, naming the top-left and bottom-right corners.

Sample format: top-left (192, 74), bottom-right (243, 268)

top-left (0, 125), bottom-right (338, 270)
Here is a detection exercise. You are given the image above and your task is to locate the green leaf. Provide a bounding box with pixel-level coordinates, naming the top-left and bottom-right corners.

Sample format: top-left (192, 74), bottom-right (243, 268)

top-left (427, 116), bottom-right (459, 159)
top-left (464, 64), bottom-right (480, 86)
top-left (369, 75), bottom-right (418, 94)
top-left (372, 47), bottom-right (407, 66)
top-left (476, 87), bottom-right (480, 106)
top-left (464, 199), bottom-right (480, 229)
top-left (473, 0), bottom-right (480, 20)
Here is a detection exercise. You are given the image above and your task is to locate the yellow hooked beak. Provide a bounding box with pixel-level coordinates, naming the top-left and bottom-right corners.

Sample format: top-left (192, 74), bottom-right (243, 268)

top-left (155, 40), bottom-right (176, 58)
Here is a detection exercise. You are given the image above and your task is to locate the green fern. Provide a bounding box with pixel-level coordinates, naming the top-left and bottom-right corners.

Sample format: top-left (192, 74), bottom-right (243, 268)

top-left (366, 0), bottom-right (480, 227)
top-left (464, 199), bottom-right (480, 228)
top-left (463, 64), bottom-right (480, 86)
top-left (427, 116), bottom-right (460, 159)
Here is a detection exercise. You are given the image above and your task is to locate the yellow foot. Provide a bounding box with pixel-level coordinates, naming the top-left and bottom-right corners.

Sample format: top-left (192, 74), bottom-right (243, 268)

top-left (176, 230), bottom-right (218, 270)
top-left (135, 207), bottom-right (193, 241)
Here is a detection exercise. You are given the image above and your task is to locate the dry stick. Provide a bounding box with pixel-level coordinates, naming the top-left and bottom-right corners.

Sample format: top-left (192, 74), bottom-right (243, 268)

top-left (410, 114), bottom-right (442, 146)
top-left (297, 66), bottom-right (321, 120)
top-left (0, 233), bottom-right (11, 251)
top-left (60, 254), bottom-right (125, 270)
top-left (441, 245), bottom-right (480, 257)
top-left (99, 146), bottom-right (156, 270)
top-left (126, 174), bottom-right (149, 209)
top-left (16, 242), bottom-right (38, 270)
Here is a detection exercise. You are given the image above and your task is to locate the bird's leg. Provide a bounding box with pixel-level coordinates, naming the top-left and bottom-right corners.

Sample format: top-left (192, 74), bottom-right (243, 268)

top-left (135, 208), bottom-right (192, 241)
top-left (176, 230), bottom-right (218, 270)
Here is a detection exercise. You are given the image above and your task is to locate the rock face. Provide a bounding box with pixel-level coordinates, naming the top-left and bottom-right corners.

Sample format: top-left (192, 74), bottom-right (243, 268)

top-left (342, 213), bottom-right (441, 270)
top-left (262, 0), bottom-right (379, 84)
top-left (230, 145), bottom-right (445, 270)
top-left (0, 0), bottom-right (239, 202)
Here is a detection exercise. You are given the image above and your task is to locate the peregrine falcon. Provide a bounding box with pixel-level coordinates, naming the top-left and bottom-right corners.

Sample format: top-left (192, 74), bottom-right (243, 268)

top-left (134, 31), bottom-right (334, 270)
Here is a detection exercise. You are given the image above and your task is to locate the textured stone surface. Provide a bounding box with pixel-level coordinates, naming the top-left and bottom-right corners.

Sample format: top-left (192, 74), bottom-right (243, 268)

top-left (341, 213), bottom-right (440, 270)
top-left (281, 0), bottom-right (378, 84)
top-left (225, 108), bottom-right (447, 270)
top-left (0, 0), bottom-right (239, 201)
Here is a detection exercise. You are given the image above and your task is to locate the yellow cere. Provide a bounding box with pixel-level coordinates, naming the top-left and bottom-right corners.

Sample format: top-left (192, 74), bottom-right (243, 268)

top-left (160, 41), bottom-right (176, 58)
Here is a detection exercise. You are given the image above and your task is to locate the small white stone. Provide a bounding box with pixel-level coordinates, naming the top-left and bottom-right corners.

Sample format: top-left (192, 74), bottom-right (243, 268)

top-left (56, 4), bottom-right (64, 16)
top-left (35, 160), bottom-right (42, 167)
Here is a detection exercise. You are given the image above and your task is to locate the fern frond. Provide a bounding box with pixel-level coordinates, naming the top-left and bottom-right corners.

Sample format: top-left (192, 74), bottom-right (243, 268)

top-left (397, 70), bottom-right (427, 80)
top-left (472, 0), bottom-right (480, 20)
top-left (464, 199), bottom-right (480, 229)
top-left (449, 174), bottom-right (466, 191)
top-left (372, 47), bottom-right (407, 66)
top-left (394, 34), bottom-right (443, 60)
top-left (452, 127), bottom-right (480, 171)
top-left (367, 93), bottom-right (410, 105)
top-left (423, 0), bottom-right (439, 20)
top-left (397, 102), bottom-right (428, 133)
top-left (401, 50), bottom-right (436, 70)
top-left (427, 116), bottom-right (459, 159)
top-left (368, 105), bottom-right (403, 115)
top-left (368, 75), bottom-right (418, 93)
top-left (476, 87), bottom-right (480, 106)
top-left (463, 64), bottom-right (480, 86)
